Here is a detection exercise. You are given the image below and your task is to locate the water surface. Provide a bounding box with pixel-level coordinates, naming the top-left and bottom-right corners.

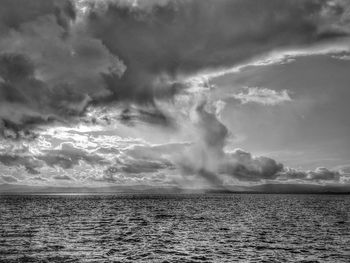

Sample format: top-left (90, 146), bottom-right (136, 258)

top-left (0, 194), bottom-right (349, 262)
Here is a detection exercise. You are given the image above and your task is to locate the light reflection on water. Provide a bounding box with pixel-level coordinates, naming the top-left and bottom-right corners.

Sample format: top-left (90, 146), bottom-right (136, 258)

top-left (0, 194), bottom-right (349, 262)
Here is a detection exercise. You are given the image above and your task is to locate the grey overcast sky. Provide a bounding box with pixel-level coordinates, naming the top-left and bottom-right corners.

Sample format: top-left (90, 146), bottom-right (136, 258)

top-left (0, 0), bottom-right (350, 188)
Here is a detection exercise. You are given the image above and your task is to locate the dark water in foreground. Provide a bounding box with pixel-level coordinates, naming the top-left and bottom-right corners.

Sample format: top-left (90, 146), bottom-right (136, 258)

top-left (0, 194), bottom-right (349, 263)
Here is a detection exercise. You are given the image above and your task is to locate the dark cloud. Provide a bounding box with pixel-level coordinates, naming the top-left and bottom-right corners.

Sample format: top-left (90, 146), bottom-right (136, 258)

top-left (0, 143), bottom-right (108, 173)
top-left (53, 174), bottom-right (73, 180)
top-left (31, 176), bottom-right (47, 181)
top-left (221, 150), bottom-right (284, 181)
top-left (127, 100), bottom-right (282, 185)
top-left (0, 53), bottom-right (34, 83)
top-left (86, 0), bottom-right (349, 104)
top-left (0, 0), bottom-right (349, 136)
top-left (105, 158), bottom-right (172, 176)
top-left (0, 0), bottom-right (73, 35)
top-left (0, 154), bottom-right (29, 167)
top-left (278, 167), bottom-right (341, 181)
top-left (37, 143), bottom-right (108, 169)
top-left (308, 167), bottom-right (340, 181)
top-left (0, 175), bottom-right (18, 183)
top-left (0, 0), bottom-right (122, 136)
top-left (0, 0), bottom-right (349, 188)
top-left (103, 166), bottom-right (119, 177)
top-left (91, 173), bottom-right (118, 183)
top-left (25, 166), bottom-right (41, 175)
top-left (0, 53), bottom-right (65, 137)
top-left (118, 106), bottom-right (175, 127)
top-left (0, 153), bottom-right (41, 172)
top-left (121, 159), bottom-right (167, 174)
top-left (126, 142), bottom-right (190, 160)
top-left (102, 145), bottom-right (176, 179)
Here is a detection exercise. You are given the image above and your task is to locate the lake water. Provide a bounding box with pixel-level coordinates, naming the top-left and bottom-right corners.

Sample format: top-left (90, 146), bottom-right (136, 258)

top-left (0, 194), bottom-right (349, 262)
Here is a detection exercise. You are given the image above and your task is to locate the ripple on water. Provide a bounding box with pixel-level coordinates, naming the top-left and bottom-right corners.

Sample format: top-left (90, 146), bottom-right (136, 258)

top-left (0, 194), bottom-right (349, 263)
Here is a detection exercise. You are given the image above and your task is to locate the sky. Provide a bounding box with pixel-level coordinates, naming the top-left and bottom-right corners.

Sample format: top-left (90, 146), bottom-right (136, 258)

top-left (0, 0), bottom-right (350, 189)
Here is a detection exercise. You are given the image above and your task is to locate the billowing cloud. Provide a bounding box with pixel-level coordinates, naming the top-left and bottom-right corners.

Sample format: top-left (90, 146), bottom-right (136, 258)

top-left (308, 167), bottom-right (340, 180)
top-left (278, 167), bottom-right (341, 181)
top-left (0, 0), bottom-right (123, 137)
top-left (85, 0), bottom-right (350, 104)
top-left (220, 149), bottom-right (284, 181)
top-left (0, 84), bottom-right (346, 187)
top-left (173, 98), bottom-right (229, 186)
top-left (1, 0), bottom-right (350, 189)
top-left (1, 0), bottom-right (349, 136)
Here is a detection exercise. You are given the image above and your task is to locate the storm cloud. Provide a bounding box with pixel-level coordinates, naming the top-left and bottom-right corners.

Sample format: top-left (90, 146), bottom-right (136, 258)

top-left (0, 0), bottom-right (349, 135)
top-left (0, 0), bottom-right (122, 136)
top-left (220, 149), bottom-right (284, 182)
top-left (83, 0), bottom-right (349, 104)
top-left (1, 0), bottom-right (350, 188)
top-left (279, 167), bottom-right (341, 182)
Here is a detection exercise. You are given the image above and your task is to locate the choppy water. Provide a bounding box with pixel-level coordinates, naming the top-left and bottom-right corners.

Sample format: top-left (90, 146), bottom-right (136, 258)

top-left (0, 194), bottom-right (349, 263)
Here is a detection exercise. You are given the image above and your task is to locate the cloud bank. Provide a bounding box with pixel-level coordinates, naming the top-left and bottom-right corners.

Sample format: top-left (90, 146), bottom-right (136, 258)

top-left (0, 0), bottom-right (350, 187)
top-left (1, 0), bottom-right (349, 133)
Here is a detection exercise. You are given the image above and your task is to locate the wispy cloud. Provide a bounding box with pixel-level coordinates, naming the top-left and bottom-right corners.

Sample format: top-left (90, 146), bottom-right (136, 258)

top-left (232, 87), bottom-right (292, 106)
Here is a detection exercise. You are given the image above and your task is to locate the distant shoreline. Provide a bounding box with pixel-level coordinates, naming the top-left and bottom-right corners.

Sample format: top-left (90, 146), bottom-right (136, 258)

top-left (1, 183), bottom-right (349, 195)
top-left (1, 191), bottom-right (349, 196)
